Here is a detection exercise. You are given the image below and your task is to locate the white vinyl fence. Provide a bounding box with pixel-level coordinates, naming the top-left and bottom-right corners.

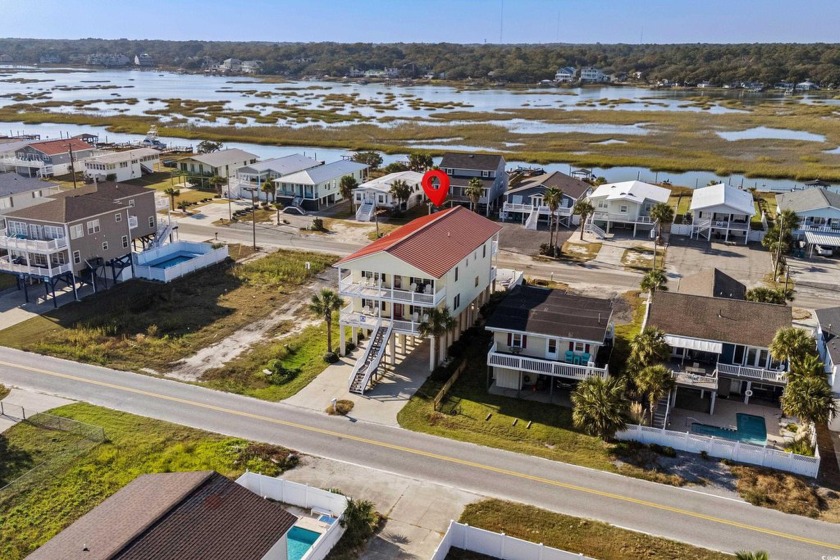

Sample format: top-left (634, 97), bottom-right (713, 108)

top-left (670, 223), bottom-right (692, 236)
top-left (617, 424), bottom-right (820, 478)
top-left (431, 521), bottom-right (593, 560)
top-left (133, 241), bottom-right (228, 283)
top-left (236, 472), bottom-right (347, 560)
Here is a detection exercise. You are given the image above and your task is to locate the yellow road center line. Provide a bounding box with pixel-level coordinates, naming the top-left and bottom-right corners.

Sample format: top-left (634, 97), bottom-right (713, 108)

top-left (3, 359), bottom-right (838, 551)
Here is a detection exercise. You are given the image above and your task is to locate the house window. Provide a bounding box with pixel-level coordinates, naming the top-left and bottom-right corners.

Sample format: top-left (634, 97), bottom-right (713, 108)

top-left (454, 266), bottom-right (459, 281)
top-left (483, 244), bottom-right (486, 258)
top-left (619, 205), bottom-right (628, 214)
top-left (548, 339), bottom-right (558, 354)
top-left (475, 276), bottom-right (479, 287)
top-left (115, 213), bottom-right (122, 222)
top-left (453, 294), bottom-right (461, 310)
top-left (122, 235), bottom-right (129, 248)
top-left (445, 168), bottom-right (453, 175)
top-left (70, 224), bottom-right (84, 239)
top-left (73, 250), bottom-right (81, 264)
top-left (0, 198), bottom-right (11, 210)
top-left (508, 333), bottom-right (527, 348)
top-left (482, 170), bottom-right (489, 178)
top-left (129, 199), bottom-right (135, 207)
top-left (574, 341), bottom-right (586, 352)
top-left (148, 216), bottom-right (155, 228)
top-left (102, 241), bottom-right (109, 251)
top-left (86, 219), bottom-right (100, 234)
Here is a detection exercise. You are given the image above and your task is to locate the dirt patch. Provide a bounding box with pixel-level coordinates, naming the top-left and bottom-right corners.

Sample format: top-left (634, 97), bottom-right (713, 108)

top-left (792, 307), bottom-right (812, 321)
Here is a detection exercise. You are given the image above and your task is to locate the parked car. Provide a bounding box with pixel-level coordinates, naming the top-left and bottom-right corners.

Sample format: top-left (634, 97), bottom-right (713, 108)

top-left (282, 206), bottom-right (306, 216)
top-left (162, 159), bottom-right (177, 168)
top-left (815, 244), bottom-right (834, 256)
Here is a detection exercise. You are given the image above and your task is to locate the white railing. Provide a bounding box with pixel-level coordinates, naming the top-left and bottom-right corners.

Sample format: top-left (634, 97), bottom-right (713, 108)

top-left (0, 230), bottom-right (68, 252)
top-left (0, 157), bottom-right (48, 169)
top-left (235, 472), bottom-right (347, 560)
top-left (524, 207), bottom-right (540, 230)
top-left (799, 223), bottom-right (840, 233)
top-left (503, 202), bottom-right (573, 215)
top-left (673, 370), bottom-right (718, 390)
top-left (693, 218), bottom-right (712, 237)
top-left (617, 424), bottom-right (820, 478)
top-left (155, 196), bottom-right (169, 210)
top-left (593, 211), bottom-right (654, 224)
top-left (355, 202), bottom-right (374, 222)
top-left (487, 342), bottom-right (608, 380)
top-left (132, 242), bottom-right (228, 283)
top-left (713, 220), bottom-right (749, 230)
top-left (338, 277), bottom-right (445, 306)
top-left (431, 521), bottom-right (595, 560)
top-left (585, 221), bottom-right (606, 239)
top-left (0, 256), bottom-right (72, 277)
top-left (716, 363), bottom-right (787, 384)
top-left (490, 266), bottom-right (497, 283)
top-left (491, 239), bottom-right (499, 255)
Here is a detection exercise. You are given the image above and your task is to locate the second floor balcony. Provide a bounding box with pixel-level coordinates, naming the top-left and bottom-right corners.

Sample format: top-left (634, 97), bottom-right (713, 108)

top-left (669, 359), bottom-right (788, 389)
top-left (502, 202), bottom-right (573, 216)
top-left (0, 255), bottom-right (72, 277)
top-left (0, 228), bottom-right (68, 253)
top-left (487, 341), bottom-right (609, 381)
top-left (339, 276), bottom-right (446, 306)
top-left (592, 211), bottom-right (654, 224)
top-left (339, 304), bottom-right (423, 335)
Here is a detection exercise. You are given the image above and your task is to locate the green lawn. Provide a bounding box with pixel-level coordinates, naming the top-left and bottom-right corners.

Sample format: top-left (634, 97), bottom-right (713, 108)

top-left (0, 249), bottom-right (336, 375)
top-left (457, 500), bottom-right (731, 560)
top-left (0, 403), bottom-right (296, 560)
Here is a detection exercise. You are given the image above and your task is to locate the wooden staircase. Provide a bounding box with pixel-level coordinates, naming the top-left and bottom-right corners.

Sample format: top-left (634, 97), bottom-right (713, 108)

top-left (348, 320), bottom-right (393, 395)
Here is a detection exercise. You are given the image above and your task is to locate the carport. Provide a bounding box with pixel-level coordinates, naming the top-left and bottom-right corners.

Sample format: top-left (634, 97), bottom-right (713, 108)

top-left (804, 231), bottom-right (840, 257)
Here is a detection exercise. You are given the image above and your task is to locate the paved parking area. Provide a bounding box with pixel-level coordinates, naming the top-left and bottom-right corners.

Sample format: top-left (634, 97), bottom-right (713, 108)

top-left (664, 235), bottom-right (772, 289)
top-left (497, 221), bottom-right (573, 256)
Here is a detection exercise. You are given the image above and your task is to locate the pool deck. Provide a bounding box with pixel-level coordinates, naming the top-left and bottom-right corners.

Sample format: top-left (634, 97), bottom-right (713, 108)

top-left (284, 504), bottom-right (332, 534)
top-left (668, 398), bottom-right (794, 449)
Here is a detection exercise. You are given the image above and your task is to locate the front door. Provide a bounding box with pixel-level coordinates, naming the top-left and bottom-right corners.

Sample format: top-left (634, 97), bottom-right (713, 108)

top-left (393, 303), bottom-right (404, 320)
top-left (547, 338), bottom-right (558, 359)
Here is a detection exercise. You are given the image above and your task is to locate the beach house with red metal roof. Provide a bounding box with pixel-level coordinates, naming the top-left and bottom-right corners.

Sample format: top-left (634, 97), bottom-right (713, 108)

top-left (335, 206), bottom-right (502, 392)
top-left (11, 138), bottom-right (97, 178)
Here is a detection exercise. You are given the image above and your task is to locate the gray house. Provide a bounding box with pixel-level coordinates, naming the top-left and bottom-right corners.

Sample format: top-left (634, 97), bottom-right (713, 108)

top-left (11, 137), bottom-right (96, 178)
top-left (0, 174), bottom-right (61, 215)
top-left (439, 153), bottom-right (508, 216)
top-left (0, 182), bottom-right (157, 303)
top-left (501, 171), bottom-right (591, 229)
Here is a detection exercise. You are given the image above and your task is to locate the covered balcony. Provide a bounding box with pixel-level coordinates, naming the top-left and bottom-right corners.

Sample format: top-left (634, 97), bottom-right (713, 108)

top-left (0, 228), bottom-right (68, 253)
top-left (338, 272), bottom-right (445, 307)
top-left (339, 304), bottom-right (424, 335)
top-left (0, 254), bottom-right (72, 277)
top-left (487, 341), bottom-right (609, 382)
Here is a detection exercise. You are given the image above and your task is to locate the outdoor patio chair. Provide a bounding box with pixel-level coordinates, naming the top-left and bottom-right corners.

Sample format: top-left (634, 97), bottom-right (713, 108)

top-left (565, 350), bottom-right (575, 363)
top-left (581, 352), bottom-right (591, 364)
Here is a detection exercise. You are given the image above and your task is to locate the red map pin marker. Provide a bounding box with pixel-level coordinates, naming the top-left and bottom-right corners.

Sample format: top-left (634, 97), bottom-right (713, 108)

top-left (421, 169), bottom-right (450, 208)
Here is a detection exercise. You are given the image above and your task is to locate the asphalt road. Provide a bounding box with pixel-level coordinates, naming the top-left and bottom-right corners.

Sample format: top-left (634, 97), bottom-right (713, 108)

top-left (1, 348), bottom-right (837, 559)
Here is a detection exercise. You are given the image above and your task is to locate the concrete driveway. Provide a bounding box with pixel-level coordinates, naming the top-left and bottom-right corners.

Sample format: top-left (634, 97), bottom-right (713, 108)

top-left (664, 236), bottom-right (772, 289)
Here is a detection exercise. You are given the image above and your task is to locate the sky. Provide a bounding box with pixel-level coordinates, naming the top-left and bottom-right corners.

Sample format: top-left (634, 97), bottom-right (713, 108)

top-left (4, 0), bottom-right (838, 44)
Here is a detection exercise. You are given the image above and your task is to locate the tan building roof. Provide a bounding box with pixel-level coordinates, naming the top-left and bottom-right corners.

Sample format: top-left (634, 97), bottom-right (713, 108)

top-left (677, 268), bottom-right (746, 300)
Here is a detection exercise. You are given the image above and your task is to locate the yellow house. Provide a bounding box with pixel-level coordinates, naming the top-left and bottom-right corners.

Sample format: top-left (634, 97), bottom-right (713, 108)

top-left (335, 206), bottom-right (502, 393)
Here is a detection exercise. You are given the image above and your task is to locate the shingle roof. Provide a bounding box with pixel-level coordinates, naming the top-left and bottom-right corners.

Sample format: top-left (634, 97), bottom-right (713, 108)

top-left (690, 183), bottom-right (755, 216)
top-left (335, 206), bottom-right (502, 278)
top-left (27, 471), bottom-right (298, 560)
top-left (238, 154), bottom-right (320, 176)
top-left (6, 182), bottom-right (152, 223)
top-left (439, 153), bottom-right (504, 172)
top-left (647, 292), bottom-right (791, 348)
top-left (0, 174), bottom-right (58, 197)
top-left (486, 285), bottom-right (613, 342)
top-left (815, 307), bottom-right (840, 369)
top-left (776, 188), bottom-right (840, 213)
top-left (517, 171), bottom-right (591, 200)
top-left (276, 160), bottom-right (367, 185)
top-left (589, 181), bottom-right (671, 204)
top-left (189, 148), bottom-right (258, 168)
top-left (25, 138), bottom-right (94, 156)
top-left (677, 268), bottom-right (747, 300)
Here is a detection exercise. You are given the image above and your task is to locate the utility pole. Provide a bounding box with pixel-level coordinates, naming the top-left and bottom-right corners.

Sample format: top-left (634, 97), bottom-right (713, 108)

top-left (68, 143), bottom-right (77, 189)
top-left (243, 186), bottom-right (257, 250)
top-left (774, 213), bottom-right (785, 281)
top-left (226, 176), bottom-right (232, 222)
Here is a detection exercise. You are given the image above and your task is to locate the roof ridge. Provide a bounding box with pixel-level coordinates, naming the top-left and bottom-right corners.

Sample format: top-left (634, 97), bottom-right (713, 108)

top-left (380, 206), bottom-right (458, 251)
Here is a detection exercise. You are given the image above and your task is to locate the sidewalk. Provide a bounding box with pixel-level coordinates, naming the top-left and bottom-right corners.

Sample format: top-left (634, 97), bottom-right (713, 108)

top-left (283, 337), bottom-right (434, 426)
top-left (0, 387), bottom-right (75, 433)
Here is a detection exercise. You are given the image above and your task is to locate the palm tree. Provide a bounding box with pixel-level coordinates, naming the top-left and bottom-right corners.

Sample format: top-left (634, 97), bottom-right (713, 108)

top-left (629, 327), bottom-right (670, 373)
top-left (789, 353), bottom-right (825, 380)
top-left (163, 187), bottom-right (180, 211)
top-left (339, 175), bottom-right (359, 212)
top-left (640, 269), bottom-right (668, 296)
top-left (543, 186), bottom-right (563, 254)
top-left (309, 289), bottom-right (344, 354)
top-left (389, 179), bottom-right (411, 211)
top-left (649, 202), bottom-right (675, 239)
top-left (735, 552), bottom-right (769, 560)
top-left (261, 180), bottom-right (277, 203)
top-left (769, 327), bottom-right (817, 367)
top-left (465, 178), bottom-right (483, 212)
top-left (572, 376), bottom-right (629, 441)
top-left (781, 374), bottom-right (836, 428)
top-left (208, 175), bottom-right (226, 197)
top-left (573, 199), bottom-right (595, 241)
top-left (634, 364), bottom-right (675, 424)
top-left (418, 306), bottom-right (456, 372)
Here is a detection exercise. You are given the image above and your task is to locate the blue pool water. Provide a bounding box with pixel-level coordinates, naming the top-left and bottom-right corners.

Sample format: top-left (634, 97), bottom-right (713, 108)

top-left (318, 514), bottom-right (336, 525)
top-left (691, 413), bottom-right (767, 446)
top-left (287, 526), bottom-right (321, 560)
top-left (148, 252), bottom-right (199, 269)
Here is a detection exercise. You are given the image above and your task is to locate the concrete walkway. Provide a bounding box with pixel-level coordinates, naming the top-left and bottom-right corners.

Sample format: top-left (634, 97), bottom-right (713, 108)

top-left (283, 455), bottom-right (479, 560)
top-left (0, 387), bottom-right (75, 433)
top-left (284, 336), bottom-right (434, 426)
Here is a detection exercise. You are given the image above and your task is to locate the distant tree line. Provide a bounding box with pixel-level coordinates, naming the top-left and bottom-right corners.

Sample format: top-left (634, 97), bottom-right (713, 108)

top-left (3, 38), bottom-right (840, 86)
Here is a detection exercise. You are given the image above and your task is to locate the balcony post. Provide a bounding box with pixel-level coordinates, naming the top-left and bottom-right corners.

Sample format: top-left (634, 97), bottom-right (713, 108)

top-left (339, 326), bottom-right (346, 356)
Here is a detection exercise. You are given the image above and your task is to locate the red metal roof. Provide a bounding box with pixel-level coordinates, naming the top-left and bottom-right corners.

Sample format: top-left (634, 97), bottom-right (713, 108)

top-left (336, 206), bottom-right (502, 278)
top-left (27, 138), bottom-right (94, 156)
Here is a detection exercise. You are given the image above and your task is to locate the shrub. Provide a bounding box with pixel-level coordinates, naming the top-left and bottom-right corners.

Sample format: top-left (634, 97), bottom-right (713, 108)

top-left (323, 351), bottom-right (339, 363)
top-left (263, 359), bottom-right (300, 385)
top-left (326, 399), bottom-right (355, 415)
top-left (312, 217), bottom-right (326, 231)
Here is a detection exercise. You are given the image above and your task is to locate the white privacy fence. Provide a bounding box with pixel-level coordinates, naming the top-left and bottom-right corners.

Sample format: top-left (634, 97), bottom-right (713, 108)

top-left (236, 472), bottom-right (348, 560)
top-left (133, 241), bottom-right (228, 283)
top-left (617, 424), bottom-right (820, 478)
top-left (431, 521), bottom-right (593, 560)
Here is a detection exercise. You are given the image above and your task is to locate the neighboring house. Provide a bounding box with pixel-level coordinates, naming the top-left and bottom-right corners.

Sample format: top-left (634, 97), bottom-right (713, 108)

top-left (501, 171), bottom-right (591, 230)
top-left (83, 148), bottom-right (160, 183)
top-left (10, 138), bottom-right (97, 178)
top-left (554, 66), bottom-right (576, 83)
top-left (275, 160), bottom-right (367, 211)
top-left (580, 67), bottom-right (608, 83)
top-left (335, 206), bottom-right (502, 391)
top-left (179, 149), bottom-right (259, 180)
top-left (26, 471), bottom-right (298, 560)
top-left (689, 183), bottom-right (755, 244)
top-left (86, 53), bottom-right (131, 67)
top-left (485, 285), bottom-right (614, 395)
top-left (0, 139), bottom-right (35, 169)
top-left (776, 187), bottom-right (840, 235)
top-left (241, 60), bottom-right (262, 74)
top-left (0, 182), bottom-right (158, 300)
top-left (439, 153), bottom-right (508, 216)
top-left (353, 170), bottom-right (425, 221)
top-left (134, 53), bottom-right (154, 67)
top-left (815, 307), bottom-right (840, 393)
top-left (0, 173), bottom-right (61, 214)
top-left (232, 154), bottom-right (321, 200)
top-left (676, 268), bottom-right (747, 300)
top-left (645, 291), bottom-right (792, 418)
top-left (587, 181), bottom-right (671, 237)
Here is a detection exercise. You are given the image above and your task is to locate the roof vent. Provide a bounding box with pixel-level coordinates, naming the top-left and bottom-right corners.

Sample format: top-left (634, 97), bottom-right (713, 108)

top-left (447, 231), bottom-right (450, 237)
top-left (718, 309), bottom-right (723, 318)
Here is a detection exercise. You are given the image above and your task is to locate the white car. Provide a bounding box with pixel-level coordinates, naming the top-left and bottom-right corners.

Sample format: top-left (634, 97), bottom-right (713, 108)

top-left (815, 245), bottom-right (834, 257)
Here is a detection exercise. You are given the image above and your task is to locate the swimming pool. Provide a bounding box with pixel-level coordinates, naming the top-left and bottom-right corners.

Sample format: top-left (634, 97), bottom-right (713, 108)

top-left (147, 252), bottom-right (200, 269)
top-left (287, 526), bottom-right (321, 560)
top-left (691, 413), bottom-right (767, 445)
top-left (318, 514), bottom-right (336, 525)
